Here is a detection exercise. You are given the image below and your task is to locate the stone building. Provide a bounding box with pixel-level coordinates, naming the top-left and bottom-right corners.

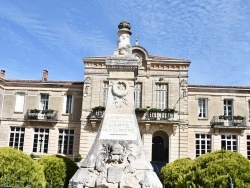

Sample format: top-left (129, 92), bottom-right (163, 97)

top-left (0, 22), bottom-right (250, 164)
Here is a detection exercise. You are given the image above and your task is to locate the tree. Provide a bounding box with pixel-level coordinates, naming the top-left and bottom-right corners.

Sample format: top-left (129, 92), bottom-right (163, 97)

top-left (38, 155), bottom-right (78, 188)
top-left (160, 158), bottom-right (193, 188)
top-left (160, 150), bottom-right (250, 188)
top-left (0, 147), bottom-right (46, 187)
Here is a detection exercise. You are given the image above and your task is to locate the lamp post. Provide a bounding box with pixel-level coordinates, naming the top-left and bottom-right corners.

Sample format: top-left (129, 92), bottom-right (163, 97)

top-left (39, 135), bottom-right (44, 153)
top-left (177, 76), bottom-right (188, 159)
top-left (228, 174), bottom-right (234, 188)
top-left (58, 137), bottom-right (62, 153)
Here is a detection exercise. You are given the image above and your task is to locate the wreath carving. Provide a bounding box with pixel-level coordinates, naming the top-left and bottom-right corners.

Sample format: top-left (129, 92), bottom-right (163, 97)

top-left (112, 81), bottom-right (129, 97)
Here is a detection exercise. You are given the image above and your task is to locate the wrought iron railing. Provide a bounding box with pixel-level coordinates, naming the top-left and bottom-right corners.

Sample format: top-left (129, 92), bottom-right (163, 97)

top-left (24, 109), bottom-right (58, 121)
top-left (87, 109), bottom-right (178, 122)
top-left (210, 116), bottom-right (246, 127)
top-left (145, 111), bottom-right (178, 121)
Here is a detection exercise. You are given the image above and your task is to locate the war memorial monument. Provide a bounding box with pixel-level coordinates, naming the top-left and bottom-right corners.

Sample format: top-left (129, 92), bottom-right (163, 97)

top-left (69, 21), bottom-right (162, 188)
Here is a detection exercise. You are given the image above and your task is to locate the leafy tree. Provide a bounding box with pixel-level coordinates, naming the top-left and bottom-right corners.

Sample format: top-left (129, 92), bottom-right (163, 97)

top-left (38, 155), bottom-right (78, 188)
top-left (160, 158), bottom-right (193, 188)
top-left (0, 147), bottom-right (46, 187)
top-left (160, 150), bottom-right (250, 188)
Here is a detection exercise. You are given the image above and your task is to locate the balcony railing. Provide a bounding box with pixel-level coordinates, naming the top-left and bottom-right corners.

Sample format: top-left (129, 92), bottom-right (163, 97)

top-left (25, 109), bottom-right (58, 121)
top-left (143, 110), bottom-right (178, 121)
top-left (210, 116), bottom-right (246, 127)
top-left (87, 108), bottom-right (178, 122)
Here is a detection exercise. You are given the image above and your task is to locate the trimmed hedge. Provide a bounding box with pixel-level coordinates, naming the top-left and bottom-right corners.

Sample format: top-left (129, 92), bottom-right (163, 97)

top-left (38, 155), bottom-right (78, 188)
top-left (160, 150), bottom-right (250, 187)
top-left (0, 147), bottom-right (46, 187)
top-left (160, 158), bottom-right (193, 187)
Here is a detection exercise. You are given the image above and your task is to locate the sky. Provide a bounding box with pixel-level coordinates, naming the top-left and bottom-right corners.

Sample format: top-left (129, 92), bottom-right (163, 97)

top-left (0, 0), bottom-right (250, 85)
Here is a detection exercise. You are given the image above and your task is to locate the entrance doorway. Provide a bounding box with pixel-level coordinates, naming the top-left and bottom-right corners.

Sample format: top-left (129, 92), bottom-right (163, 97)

top-left (152, 131), bottom-right (169, 163)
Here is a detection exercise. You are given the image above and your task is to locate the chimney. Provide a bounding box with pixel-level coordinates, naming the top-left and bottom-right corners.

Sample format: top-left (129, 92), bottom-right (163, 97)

top-left (0, 70), bottom-right (5, 79)
top-left (42, 70), bottom-right (48, 81)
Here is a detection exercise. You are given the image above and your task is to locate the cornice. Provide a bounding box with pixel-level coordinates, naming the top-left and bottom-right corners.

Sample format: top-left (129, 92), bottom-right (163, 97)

top-left (188, 84), bottom-right (250, 93)
top-left (0, 80), bottom-right (83, 89)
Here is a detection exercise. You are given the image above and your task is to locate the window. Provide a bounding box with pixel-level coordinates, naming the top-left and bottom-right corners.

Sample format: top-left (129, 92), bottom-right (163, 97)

top-left (102, 81), bottom-right (108, 106)
top-left (248, 101), bottom-right (250, 119)
top-left (224, 99), bottom-right (233, 118)
top-left (58, 129), bottom-right (74, 155)
top-left (155, 83), bottom-right (167, 110)
top-left (195, 134), bottom-right (211, 157)
top-left (247, 135), bottom-right (250, 159)
top-left (15, 93), bottom-right (25, 113)
top-left (134, 83), bottom-right (142, 108)
top-left (221, 135), bottom-right (237, 151)
top-left (40, 94), bottom-right (49, 110)
top-left (9, 127), bottom-right (25, 151)
top-left (198, 99), bottom-right (207, 118)
top-left (33, 128), bottom-right (50, 153)
top-left (64, 95), bottom-right (73, 114)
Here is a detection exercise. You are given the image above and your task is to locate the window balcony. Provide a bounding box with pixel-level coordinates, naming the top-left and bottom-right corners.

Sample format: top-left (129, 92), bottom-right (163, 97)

top-left (87, 107), bottom-right (178, 123)
top-left (24, 109), bottom-right (58, 122)
top-left (87, 106), bottom-right (106, 119)
top-left (144, 108), bottom-right (178, 122)
top-left (210, 116), bottom-right (246, 128)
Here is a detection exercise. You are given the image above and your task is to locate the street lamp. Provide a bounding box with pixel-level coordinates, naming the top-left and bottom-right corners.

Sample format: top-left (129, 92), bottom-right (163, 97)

top-left (39, 135), bottom-right (44, 153)
top-left (228, 174), bottom-right (234, 188)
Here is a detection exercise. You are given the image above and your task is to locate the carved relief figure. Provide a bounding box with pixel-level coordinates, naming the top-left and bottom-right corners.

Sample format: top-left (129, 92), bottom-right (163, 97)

top-left (112, 81), bottom-right (129, 109)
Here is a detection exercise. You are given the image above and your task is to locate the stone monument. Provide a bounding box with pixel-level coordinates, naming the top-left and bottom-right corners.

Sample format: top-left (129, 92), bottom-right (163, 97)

top-left (69, 21), bottom-right (162, 188)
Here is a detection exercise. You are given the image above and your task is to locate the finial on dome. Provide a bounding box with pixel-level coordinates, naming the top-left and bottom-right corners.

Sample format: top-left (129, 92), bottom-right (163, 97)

top-left (118, 21), bottom-right (131, 30)
top-left (135, 35), bottom-right (139, 45)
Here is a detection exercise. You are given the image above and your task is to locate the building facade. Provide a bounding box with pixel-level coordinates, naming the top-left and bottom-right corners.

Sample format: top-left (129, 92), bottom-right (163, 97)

top-left (0, 70), bottom-right (83, 158)
top-left (1, 23), bottom-right (250, 163)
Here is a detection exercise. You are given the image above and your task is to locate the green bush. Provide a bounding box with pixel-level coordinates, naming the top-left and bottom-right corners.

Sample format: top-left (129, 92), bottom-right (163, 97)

top-left (0, 147), bottom-right (46, 187)
top-left (160, 158), bottom-right (193, 187)
top-left (73, 153), bottom-right (82, 162)
top-left (38, 155), bottom-right (78, 188)
top-left (189, 150), bottom-right (250, 187)
top-left (160, 150), bottom-right (250, 187)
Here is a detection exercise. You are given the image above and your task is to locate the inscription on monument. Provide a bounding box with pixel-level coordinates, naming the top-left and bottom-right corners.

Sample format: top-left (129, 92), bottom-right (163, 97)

top-left (107, 167), bottom-right (123, 183)
top-left (99, 114), bottom-right (137, 140)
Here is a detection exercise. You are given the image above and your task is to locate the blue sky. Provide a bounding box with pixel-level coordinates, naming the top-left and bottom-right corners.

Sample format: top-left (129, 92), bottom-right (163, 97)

top-left (1, 0), bottom-right (250, 85)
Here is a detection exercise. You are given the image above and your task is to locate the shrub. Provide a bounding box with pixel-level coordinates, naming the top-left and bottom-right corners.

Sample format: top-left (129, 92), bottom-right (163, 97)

top-left (0, 147), bottom-right (46, 187)
top-left (38, 155), bottom-right (78, 188)
top-left (148, 108), bottom-right (161, 112)
top-left (135, 108), bottom-right (147, 113)
top-left (73, 153), bottom-right (82, 162)
top-left (160, 150), bottom-right (250, 187)
top-left (188, 150), bottom-right (250, 187)
top-left (160, 158), bottom-right (193, 188)
top-left (92, 106), bottom-right (105, 111)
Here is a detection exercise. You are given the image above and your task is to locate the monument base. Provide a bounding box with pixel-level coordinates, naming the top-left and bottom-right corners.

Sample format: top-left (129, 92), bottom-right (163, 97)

top-left (69, 140), bottom-right (162, 188)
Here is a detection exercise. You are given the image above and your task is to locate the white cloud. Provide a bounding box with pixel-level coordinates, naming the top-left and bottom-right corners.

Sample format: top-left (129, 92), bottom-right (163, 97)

top-left (0, 0), bottom-right (250, 84)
